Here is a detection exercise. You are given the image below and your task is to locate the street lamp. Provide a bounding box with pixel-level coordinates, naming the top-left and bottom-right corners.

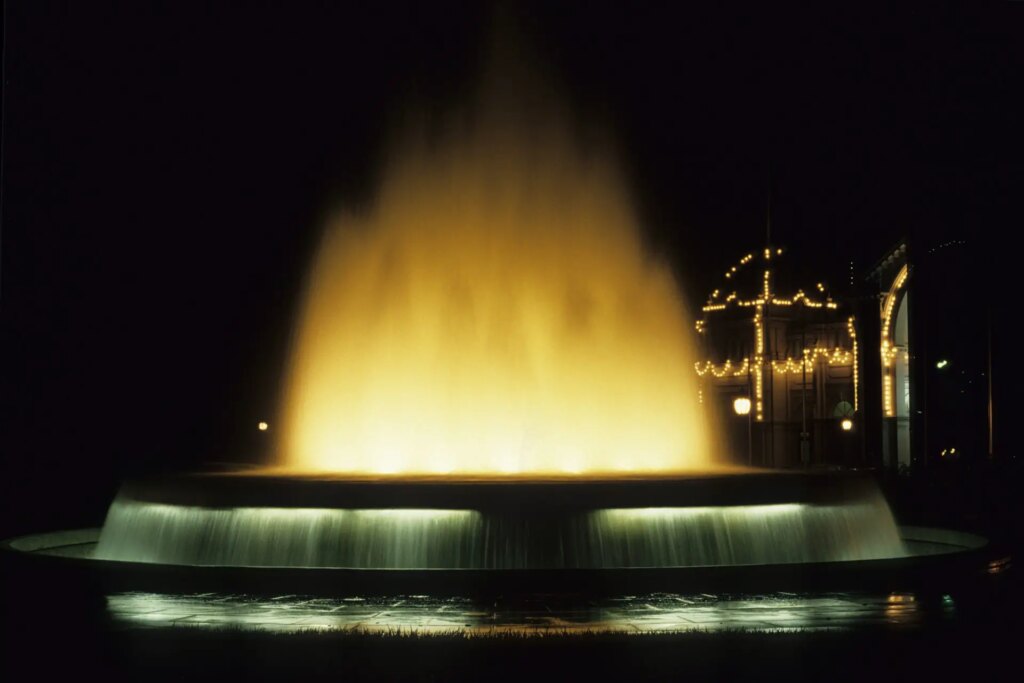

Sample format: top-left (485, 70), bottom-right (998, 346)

top-left (733, 397), bottom-right (752, 416)
top-left (733, 396), bottom-right (753, 465)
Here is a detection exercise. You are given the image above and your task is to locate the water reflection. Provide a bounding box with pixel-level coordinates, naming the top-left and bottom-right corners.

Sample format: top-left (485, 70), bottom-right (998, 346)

top-left (107, 591), bottom-right (957, 635)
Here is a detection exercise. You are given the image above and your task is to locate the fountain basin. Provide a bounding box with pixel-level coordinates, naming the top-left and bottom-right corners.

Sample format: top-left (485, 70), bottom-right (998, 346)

top-left (2, 524), bottom-right (994, 599)
top-left (3, 471), bottom-right (999, 596)
top-left (88, 471), bottom-right (904, 570)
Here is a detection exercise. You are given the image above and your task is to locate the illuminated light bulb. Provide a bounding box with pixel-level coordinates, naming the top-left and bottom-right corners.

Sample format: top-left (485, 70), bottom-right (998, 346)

top-left (840, 418), bottom-right (853, 432)
top-left (733, 396), bottom-right (752, 416)
top-left (258, 421), bottom-right (269, 431)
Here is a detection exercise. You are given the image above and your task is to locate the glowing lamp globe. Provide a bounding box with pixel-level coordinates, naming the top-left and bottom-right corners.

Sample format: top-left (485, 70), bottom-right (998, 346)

top-left (733, 397), bottom-right (752, 416)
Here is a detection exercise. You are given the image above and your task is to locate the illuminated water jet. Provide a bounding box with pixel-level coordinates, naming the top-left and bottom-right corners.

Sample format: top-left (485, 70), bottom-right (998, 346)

top-left (277, 37), bottom-right (712, 476)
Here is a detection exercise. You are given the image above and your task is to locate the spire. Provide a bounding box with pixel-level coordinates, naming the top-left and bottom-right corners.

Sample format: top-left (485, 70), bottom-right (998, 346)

top-left (765, 162), bottom-right (772, 248)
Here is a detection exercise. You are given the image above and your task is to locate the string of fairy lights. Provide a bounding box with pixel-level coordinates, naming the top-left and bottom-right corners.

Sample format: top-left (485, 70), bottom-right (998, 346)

top-left (695, 248), bottom-right (858, 421)
top-left (880, 264), bottom-right (909, 417)
top-left (848, 316), bottom-right (859, 412)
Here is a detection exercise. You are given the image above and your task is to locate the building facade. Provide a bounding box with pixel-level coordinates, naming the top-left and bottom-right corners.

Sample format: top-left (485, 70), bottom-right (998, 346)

top-left (700, 237), bottom-right (991, 473)
top-left (862, 237), bottom-right (989, 475)
top-left (697, 247), bottom-right (860, 468)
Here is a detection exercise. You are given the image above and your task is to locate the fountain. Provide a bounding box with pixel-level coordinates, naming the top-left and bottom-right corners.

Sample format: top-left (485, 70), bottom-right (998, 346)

top-left (82, 33), bottom-right (910, 574)
top-left (2, 29), bottom-right (990, 591)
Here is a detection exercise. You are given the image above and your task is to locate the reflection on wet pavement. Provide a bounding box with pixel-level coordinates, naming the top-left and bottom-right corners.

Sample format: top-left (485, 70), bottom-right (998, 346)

top-left (107, 590), bottom-right (957, 634)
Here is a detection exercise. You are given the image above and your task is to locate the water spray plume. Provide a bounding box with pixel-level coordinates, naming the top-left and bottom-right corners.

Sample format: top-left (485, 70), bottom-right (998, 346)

top-left (277, 28), bottom-right (716, 476)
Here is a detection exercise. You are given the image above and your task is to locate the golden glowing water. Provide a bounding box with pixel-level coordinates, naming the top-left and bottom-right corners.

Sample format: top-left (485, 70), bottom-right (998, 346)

top-left (278, 55), bottom-right (714, 475)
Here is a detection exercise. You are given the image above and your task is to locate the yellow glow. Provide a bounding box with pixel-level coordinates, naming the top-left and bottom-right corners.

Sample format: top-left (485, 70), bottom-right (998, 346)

top-left (733, 397), bottom-right (752, 416)
top-left (754, 305), bottom-right (764, 420)
top-left (840, 418), bottom-right (853, 431)
top-left (848, 317), bottom-right (859, 411)
top-left (258, 422), bottom-right (269, 432)
top-left (277, 67), bottom-right (715, 476)
top-left (695, 357), bottom-right (750, 378)
top-left (767, 347), bottom-right (856, 375)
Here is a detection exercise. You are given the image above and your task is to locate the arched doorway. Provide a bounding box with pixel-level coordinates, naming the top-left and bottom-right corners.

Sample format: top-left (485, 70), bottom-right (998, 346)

top-left (881, 265), bottom-right (910, 470)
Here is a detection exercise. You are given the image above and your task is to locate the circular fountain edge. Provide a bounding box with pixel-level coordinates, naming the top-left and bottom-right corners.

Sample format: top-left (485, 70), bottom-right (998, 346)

top-left (115, 469), bottom-right (885, 510)
top-left (1, 524), bottom-right (999, 597)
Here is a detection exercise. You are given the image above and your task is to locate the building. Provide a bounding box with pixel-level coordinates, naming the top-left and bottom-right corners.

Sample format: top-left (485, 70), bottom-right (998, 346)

top-left (861, 238), bottom-right (990, 475)
top-left (863, 243), bottom-right (911, 471)
top-left (696, 247), bottom-right (860, 468)
top-left (699, 237), bottom-right (992, 473)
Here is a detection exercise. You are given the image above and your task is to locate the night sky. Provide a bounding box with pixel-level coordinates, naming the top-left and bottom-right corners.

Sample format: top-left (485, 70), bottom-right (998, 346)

top-left (2, 2), bottom-right (1020, 537)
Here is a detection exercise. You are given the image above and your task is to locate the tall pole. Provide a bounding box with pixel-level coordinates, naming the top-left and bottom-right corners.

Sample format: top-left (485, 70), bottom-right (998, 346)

top-left (747, 411), bottom-right (754, 467)
top-left (747, 366), bottom-right (755, 466)
top-left (800, 307), bottom-right (809, 468)
top-left (988, 304), bottom-right (994, 458)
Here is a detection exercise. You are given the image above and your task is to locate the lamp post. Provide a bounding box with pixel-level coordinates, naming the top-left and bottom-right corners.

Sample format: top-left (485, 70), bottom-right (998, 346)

top-left (734, 396), bottom-right (753, 465)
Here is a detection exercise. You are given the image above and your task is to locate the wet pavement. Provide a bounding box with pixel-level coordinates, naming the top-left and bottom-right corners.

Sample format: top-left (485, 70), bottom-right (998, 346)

top-left (107, 590), bottom-right (956, 634)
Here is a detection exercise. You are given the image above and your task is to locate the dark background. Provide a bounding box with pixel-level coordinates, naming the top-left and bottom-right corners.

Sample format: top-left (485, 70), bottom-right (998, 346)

top-left (2, 1), bottom-right (1021, 539)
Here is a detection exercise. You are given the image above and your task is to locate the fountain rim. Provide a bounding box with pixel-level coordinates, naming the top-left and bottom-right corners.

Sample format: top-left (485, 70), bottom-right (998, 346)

top-left (1, 525), bottom-right (997, 596)
top-left (3, 470), bottom-right (999, 593)
top-left (109, 468), bottom-right (891, 511)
